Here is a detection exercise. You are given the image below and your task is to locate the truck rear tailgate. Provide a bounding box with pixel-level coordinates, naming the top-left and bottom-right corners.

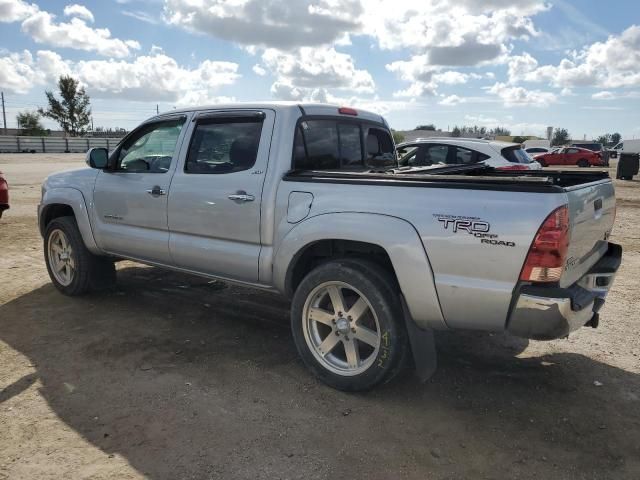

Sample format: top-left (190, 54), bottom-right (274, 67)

top-left (561, 179), bottom-right (616, 287)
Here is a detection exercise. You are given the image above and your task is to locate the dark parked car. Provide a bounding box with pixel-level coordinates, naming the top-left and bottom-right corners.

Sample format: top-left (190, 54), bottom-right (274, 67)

top-left (571, 142), bottom-right (603, 153)
top-left (0, 171), bottom-right (9, 218)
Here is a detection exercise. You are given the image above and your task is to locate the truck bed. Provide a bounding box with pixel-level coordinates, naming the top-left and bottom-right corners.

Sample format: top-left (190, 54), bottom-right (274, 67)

top-left (284, 164), bottom-right (611, 192)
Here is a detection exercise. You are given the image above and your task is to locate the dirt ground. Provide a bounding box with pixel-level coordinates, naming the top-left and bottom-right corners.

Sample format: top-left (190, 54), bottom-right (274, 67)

top-left (1, 153), bottom-right (638, 480)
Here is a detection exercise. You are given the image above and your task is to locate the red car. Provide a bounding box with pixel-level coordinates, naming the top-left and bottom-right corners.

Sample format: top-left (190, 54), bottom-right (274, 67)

top-left (0, 171), bottom-right (9, 218)
top-left (534, 147), bottom-right (605, 168)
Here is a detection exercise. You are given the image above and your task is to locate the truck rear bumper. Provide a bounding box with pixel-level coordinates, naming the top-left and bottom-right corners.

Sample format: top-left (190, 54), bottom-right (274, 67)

top-left (507, 242), bottom-right (621, 340)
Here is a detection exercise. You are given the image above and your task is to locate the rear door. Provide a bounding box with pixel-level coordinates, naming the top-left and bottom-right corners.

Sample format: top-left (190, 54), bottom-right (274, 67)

top-left (92, 116), bottom-right (188, 264)
top-left (167, 110), bottom-right (275, 283)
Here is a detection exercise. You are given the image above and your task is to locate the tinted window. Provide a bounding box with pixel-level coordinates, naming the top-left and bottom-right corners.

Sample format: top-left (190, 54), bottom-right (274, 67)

top-left (294, 120), bottom-right (395, 170)
top-left (454, 147), bottom-right (473, 164)
top-left (526, 147), bottom-right (546, 153)
top-left (118, 119), bottom-right (185, 173)
top-left (502, 146), bottom-right (533, 164)
top-left (566, 148), bottom-right (580, 154)
top-left (338, 123), bottom-right (363, 167)
top-left (300, 120), bottom-right (340, 170)
top-left (364, 127), bottom-right (395, 167)
top-left (186, 119), bottom-right (263, 174)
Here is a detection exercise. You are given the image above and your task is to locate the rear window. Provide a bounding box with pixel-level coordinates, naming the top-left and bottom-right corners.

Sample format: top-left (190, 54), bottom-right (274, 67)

top-left (502, 146), bottom-right (533, 164)
top-left (293, 119), bottom-right (395, 170)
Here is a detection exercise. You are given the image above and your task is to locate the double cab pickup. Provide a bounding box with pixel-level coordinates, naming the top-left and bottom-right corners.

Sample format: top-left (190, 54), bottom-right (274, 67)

top-left (39, 103), bottom-right (621, 391)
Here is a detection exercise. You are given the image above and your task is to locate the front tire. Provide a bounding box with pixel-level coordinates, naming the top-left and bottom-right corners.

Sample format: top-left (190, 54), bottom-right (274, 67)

top-left (291, 259), bottom-right (409, 391)
top-left (44, 216), bottom-right (116, 296)
top-left (577, 159), bottom-right (590, 168)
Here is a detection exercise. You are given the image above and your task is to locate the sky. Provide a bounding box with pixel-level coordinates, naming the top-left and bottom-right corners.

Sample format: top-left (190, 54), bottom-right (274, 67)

top-left (0, 0), bottom-right (639, 139)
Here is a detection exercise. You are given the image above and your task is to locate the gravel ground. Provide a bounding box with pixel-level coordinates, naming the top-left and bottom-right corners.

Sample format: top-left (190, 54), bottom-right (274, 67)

top-left (0, 153), bottom-right (639, 480)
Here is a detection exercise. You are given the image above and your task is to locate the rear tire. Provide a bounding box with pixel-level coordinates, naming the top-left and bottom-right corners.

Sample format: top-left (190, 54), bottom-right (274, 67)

top-left (290, 258), bottom-right (409, 391)
top-left (44, 216), bottom-right (116, 296)
top-left (577, 159), bottom-right (590, 168)
top-left (538, 160), bottom-right (547, 167)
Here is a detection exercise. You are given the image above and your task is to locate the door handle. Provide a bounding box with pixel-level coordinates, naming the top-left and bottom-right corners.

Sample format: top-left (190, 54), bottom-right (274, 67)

top-left (228, 191), bottom-right (255, 202)
top-left (146, 186), bottom-right (167, 196)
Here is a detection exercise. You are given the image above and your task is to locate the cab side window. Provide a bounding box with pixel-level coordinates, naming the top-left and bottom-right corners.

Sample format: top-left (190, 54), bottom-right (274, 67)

top-left (186, 118), bottom-right (263, 174)
top-left (293, 120), bottom-right (395, 170)
top-left (117, 118), bottom-right (185, 173)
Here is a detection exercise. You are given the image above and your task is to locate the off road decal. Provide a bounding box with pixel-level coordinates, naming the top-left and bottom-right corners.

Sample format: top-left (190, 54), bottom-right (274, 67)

top-left (434, 214), bottom-right (515, 247)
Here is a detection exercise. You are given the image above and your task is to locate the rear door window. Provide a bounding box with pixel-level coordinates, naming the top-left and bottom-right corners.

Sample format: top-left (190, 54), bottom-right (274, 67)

top-left (450, 146), bottom-right (490, 164)
top-left (186, 118), bottom-right (263, 174)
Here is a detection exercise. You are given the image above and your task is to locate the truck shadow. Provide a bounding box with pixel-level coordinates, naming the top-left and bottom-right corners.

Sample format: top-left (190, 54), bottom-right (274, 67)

top-left (1, 265), bottom-right (639, 479)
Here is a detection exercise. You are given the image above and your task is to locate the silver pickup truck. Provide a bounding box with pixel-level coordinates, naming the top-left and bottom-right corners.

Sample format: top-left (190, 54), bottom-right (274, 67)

top-left (39, 103), bottom-right (621, 391)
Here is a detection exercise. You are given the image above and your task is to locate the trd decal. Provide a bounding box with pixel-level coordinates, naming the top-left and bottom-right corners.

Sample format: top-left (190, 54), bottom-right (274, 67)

top-left (434, 214), bottom-right (515, 247)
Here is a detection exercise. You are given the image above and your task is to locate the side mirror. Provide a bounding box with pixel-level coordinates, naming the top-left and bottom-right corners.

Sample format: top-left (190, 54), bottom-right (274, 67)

top-left (86, 147), bottom-right (109, 169)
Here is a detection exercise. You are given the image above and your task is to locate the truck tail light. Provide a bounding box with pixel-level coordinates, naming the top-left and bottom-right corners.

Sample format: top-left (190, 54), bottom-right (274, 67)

top-left (497, 164), bottom-right (529, 171)
top-left (338, 107), bottom-right (358, 116)
top-left (520, 205), bottom-right (570, 283)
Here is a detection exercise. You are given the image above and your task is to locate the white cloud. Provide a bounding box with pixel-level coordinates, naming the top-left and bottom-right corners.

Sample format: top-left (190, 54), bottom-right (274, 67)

top-left (252, 64), bottom-right (266, 76)
top-left (514, 26), bottom-right (640, 89)
top-left (0, 0), bottom-right (37, 23)
top-left (0, 49), bottom-right (240, 104)
top-left (0, 50), bottom-right (71, 94)
top-left (121, 10), bottom-right (159, 25)
top-left (433, 71), bottom-right (470, 85)
top-left (507, 52), bottom-right (538, 83)
top-left (22, 10), bottom-right (140, 58)
top-left (2, 2), bottom-right (140, 58)
top-left (592, 90), bottom-right (615, 100)
top-left (163, 0), bottom-right (363, 49)
top-left (76, 54), bottom-right (239, 103)
top-left (63, 4), bottom-right (94, 23)
top-left (439, 94), bottom-right (464, 105)
top-left (488, 82), bottom-right (556, 107)
top-left (259, 47), bottom-right (375, 100)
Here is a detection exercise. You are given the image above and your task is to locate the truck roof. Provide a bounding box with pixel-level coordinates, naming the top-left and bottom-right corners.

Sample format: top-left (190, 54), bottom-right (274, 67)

top-left (150, 102), bottom-right (387, 125)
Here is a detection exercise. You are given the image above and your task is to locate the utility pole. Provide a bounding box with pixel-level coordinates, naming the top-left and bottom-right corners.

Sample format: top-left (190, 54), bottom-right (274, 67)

top-left (156, 104), bottom-right (159, 114)
top-left (1, 92), bottom-right (6, 134)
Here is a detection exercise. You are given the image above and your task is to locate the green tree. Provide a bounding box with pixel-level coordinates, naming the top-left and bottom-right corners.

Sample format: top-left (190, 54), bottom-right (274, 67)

top-left (16, 110), bottom-right (46, 136)
top-left (552, 128), bottom-right (570, 146)
top-left (610, 132), bottom-right (621, 145)
top-left (595, 134), bottom-right (610, 145)
top-left (451, 126), bottom-right (461, 137)
top-left (391, 130), bottom-right (405, 144)
top-left (414, 124), bottom-right (436, 131)
top-left (492, 127), bottom-right (511, 136)
top-left (39, 75), bottom-right (91, 136)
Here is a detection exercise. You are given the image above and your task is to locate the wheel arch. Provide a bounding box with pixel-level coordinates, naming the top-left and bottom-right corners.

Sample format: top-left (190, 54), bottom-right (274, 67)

top-left (39, 188), bottom-right (101, 254)
top-left (274, 212), bottom-right (447, 330)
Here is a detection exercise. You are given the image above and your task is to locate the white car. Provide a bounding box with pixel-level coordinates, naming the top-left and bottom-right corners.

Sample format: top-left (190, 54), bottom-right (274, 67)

top-left (397, 138), bottom-right (542, 170)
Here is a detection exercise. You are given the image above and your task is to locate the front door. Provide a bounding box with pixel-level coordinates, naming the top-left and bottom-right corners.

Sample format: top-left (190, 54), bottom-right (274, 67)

top-left (92, 116), bottom-right (188, 264)
top-left (168, 110), bottom-right (275, 283)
